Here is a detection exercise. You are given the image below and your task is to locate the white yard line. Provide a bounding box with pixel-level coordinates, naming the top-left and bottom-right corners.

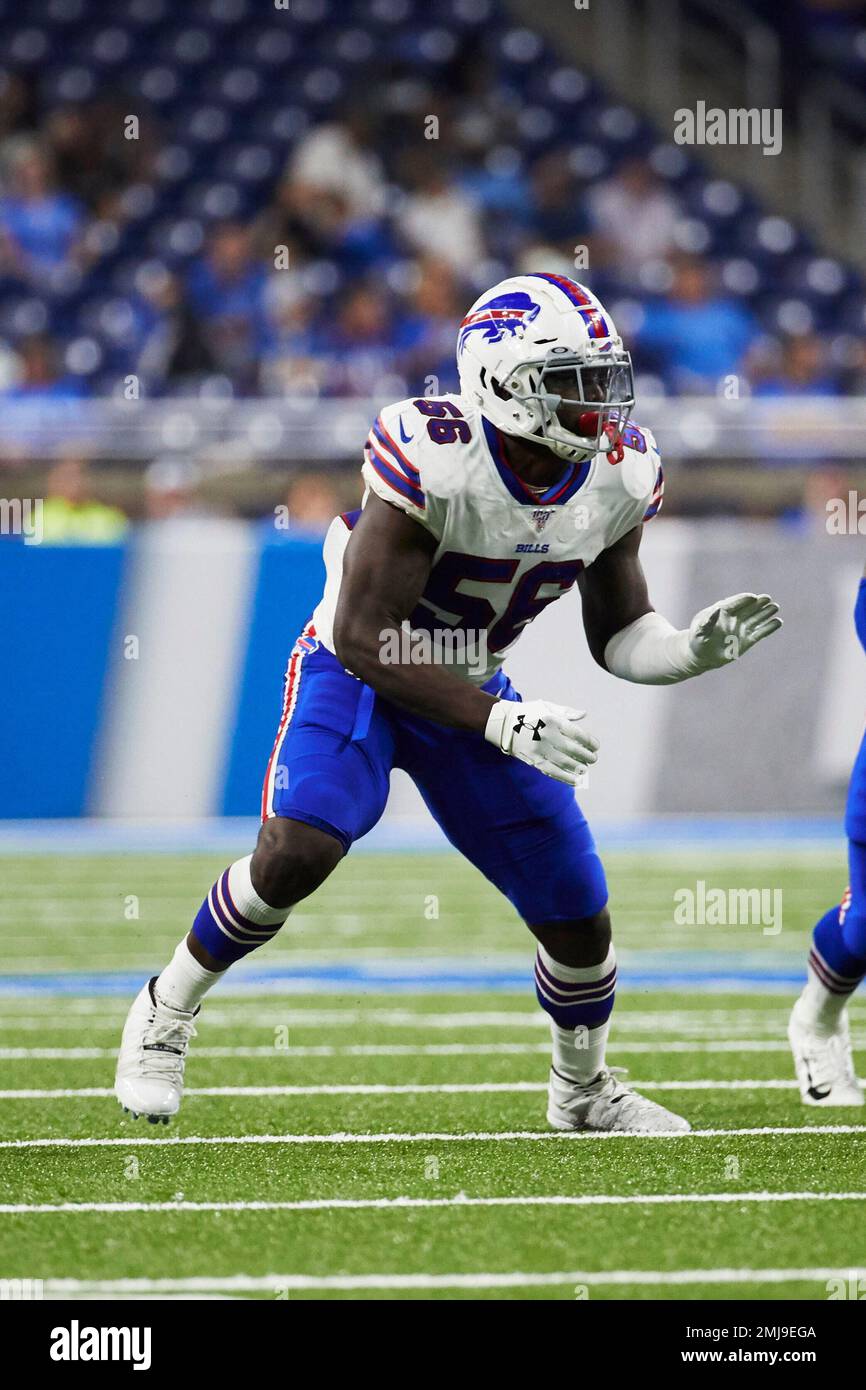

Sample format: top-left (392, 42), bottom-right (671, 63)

top-left (2, 1124), bottom-right (864, 1150)
top-left (0, 1020), bottom-right (816, 1038)
top-left (37, 1266), bottom-right (866, 1294)
top-left (4, 1191), bottom-right (866, 1216)
top-left (2, 1039), bottom-right (862, 1058)
top-left (0, 1080), bottom-right (822, 1099)
top-left (1, 1005), bottom-right (857, 1030)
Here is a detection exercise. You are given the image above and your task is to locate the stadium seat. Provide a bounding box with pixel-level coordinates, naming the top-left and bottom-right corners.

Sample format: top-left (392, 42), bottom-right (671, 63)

top-left (0, 0), bottom-right (856, 399)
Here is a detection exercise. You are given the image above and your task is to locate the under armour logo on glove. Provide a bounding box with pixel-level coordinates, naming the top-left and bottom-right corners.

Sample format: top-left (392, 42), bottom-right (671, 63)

top-left (484, 698), bottom-right (598, 787)
top-left (513, 714), bottom-right (546, 742)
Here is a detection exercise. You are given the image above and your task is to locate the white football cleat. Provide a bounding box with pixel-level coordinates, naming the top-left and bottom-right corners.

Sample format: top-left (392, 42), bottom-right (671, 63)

top-left (115, 978), bottom-right (198, 1123)
top-left (787, 997), bottom-right (864, 1107)
top-left (547, 1066), bottom-right (691, 1133)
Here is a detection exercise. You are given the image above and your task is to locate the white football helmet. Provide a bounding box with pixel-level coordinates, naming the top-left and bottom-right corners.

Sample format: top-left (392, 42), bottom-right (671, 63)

top-left (456, 272), bottom-right (635, 462)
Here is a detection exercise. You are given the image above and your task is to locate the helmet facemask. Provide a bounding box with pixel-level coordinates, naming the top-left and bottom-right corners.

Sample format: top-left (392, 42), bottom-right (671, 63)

top-left (504, 350), bottom-right (636, 462)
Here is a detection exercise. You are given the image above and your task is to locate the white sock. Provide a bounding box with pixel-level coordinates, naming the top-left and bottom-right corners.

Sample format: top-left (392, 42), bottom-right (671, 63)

top-left (551, 1018), bottom-right (612, 1086)
top-left (154, 939), bottom-right (221, 1014)
top-left (798, 961), bottom-right (849, 1034)
top-left (539, 943), bottom-right (616, 1086)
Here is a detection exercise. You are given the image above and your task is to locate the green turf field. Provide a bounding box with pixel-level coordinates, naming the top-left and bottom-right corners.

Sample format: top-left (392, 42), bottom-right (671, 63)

top-left (1, 845), bottom-right (865, 1301)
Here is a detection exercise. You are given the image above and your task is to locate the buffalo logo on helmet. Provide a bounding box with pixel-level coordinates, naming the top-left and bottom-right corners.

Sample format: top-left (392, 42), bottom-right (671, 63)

top-left (457, 292), bottom-right (541, 354)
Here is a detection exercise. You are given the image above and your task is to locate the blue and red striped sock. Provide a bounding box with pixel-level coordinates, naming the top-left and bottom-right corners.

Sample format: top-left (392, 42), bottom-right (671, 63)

top-left (155, 856), bottom-right (291, 1014)
top-left (802, 903), bottom-right (866, 1031)
top-left (534, 943), bottom-right (617, 1085)
top-left (801, 837), bottom-right (866, 1029)
top-left (190, 855), bottom-right (290, 966)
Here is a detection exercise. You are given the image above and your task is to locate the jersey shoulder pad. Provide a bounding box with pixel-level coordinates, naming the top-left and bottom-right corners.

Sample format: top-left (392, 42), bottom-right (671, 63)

top-left (399, 393), bottom-right (482, 501)
top-left (362, 398), bottom-right (429, 518)
top-left (362, 394), bottom-right (479, 514)
top-left (616, 421), bottom-right (664, 522)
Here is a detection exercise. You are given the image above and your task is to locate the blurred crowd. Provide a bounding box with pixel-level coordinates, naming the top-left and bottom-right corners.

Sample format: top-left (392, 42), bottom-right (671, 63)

top-left (0, 0), bottom-right (862, 540)
top-left (0, 50), bottom-right (863, 410)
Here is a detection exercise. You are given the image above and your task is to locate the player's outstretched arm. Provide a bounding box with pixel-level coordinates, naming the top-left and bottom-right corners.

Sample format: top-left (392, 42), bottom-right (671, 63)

top-left (333, 495), bottom-right (598, 783)
top-left (579, 524), bottom-right (782, 685)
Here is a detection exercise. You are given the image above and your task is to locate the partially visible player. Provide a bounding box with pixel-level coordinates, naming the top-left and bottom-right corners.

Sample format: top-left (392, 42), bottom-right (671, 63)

top-left (115, 272), bottom-right (782, 1131)
top-left (788, 565), bottom-right (866, 1106)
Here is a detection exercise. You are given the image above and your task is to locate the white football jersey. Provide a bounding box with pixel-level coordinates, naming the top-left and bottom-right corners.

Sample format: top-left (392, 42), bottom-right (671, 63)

top-left (312, 393), bottom-right (664, 686)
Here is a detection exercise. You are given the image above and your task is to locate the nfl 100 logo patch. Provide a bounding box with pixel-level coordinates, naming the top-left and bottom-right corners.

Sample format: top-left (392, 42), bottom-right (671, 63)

top-left (531, 508), bottom-right (555, 533)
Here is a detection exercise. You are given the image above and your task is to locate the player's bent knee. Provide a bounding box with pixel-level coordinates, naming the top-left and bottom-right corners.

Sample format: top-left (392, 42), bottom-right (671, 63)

top-left (529, 907), bottom-right (612, 968)
top-left (251, 817), bottom-right (344, 909)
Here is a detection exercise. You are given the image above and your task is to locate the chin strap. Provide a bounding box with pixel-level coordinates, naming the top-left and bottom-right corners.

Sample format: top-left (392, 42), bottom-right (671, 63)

top-left (600, 421), bottom-right (624, 464)
top-left (578, 412), bottom-right (625, 464)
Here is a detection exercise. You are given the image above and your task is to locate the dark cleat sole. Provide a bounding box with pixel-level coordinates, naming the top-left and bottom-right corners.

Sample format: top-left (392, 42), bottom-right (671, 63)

top-left (120, 1104), bottom-right (170, 1125)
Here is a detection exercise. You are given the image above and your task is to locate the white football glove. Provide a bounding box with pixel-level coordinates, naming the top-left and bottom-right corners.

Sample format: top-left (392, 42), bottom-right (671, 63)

top-left (687, 592), bottom-right (782, 671)
top-left (484, 699), bottom-right (599, 786)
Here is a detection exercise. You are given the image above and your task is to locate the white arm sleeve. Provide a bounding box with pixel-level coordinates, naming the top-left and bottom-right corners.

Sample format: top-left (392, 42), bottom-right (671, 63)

top-left (604, 611), bottom-right (703, 685)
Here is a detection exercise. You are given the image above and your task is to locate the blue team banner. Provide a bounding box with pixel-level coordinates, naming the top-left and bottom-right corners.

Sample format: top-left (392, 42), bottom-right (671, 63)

top-left (220, 537), bottom-right (326, 815)
top-left (0, 526), bottom-right (861, 823)
top-left (0, 543), bottom-right (128, 817)
top-left (0, 530), bottom-right (326, 820)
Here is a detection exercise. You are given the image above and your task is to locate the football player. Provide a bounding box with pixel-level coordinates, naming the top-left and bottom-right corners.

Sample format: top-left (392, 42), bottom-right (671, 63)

top-left (116, 272), bottom-right (782, 1129)
top-left (788, 564), bottom-right (866, 1106)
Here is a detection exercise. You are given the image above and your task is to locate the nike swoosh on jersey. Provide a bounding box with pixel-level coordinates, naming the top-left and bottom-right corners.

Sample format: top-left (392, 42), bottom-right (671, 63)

top-left (398, 417), bottom-right (414, 443)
